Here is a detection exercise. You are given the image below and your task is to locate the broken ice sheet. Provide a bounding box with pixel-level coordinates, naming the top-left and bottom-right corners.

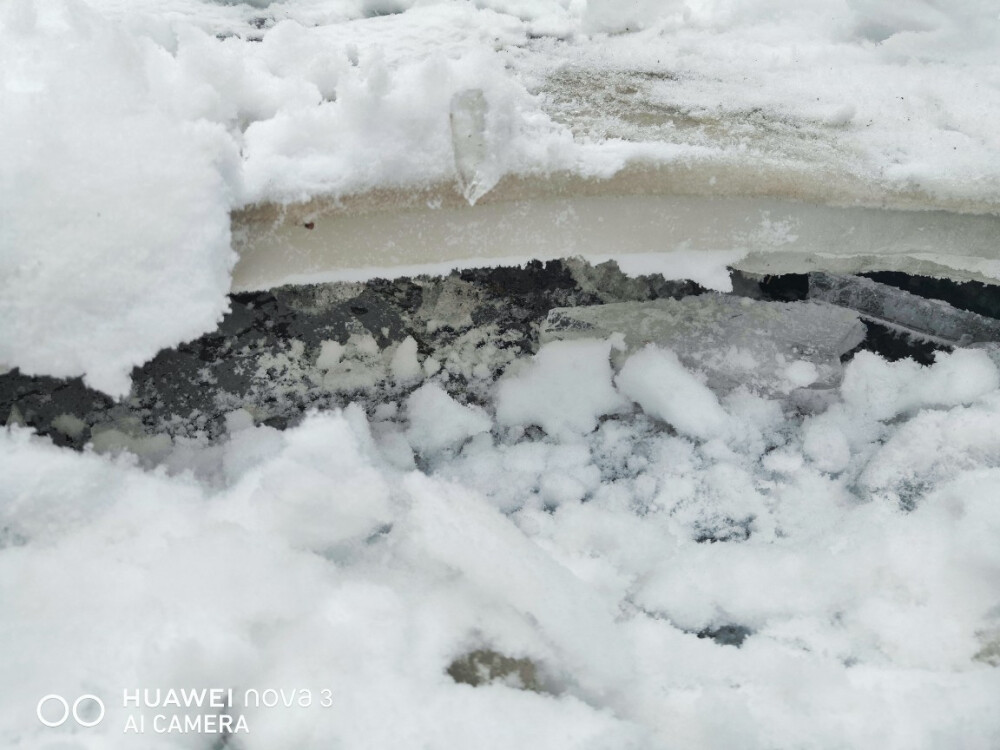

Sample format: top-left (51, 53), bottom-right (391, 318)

top-left (808, 273), bottom-right (1000, 347)
top-left (540, 294), bottom-right (865, 395)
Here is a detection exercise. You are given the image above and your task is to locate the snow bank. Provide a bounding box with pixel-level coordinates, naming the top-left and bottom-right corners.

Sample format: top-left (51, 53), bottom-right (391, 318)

top-left (5, 0), bottom-right (1000, 393)
top-left (0, 0), bottom-right (237, 396)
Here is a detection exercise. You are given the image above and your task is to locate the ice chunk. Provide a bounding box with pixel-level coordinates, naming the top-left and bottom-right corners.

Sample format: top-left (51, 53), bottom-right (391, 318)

top-left (541, 295), bottom-right (865, 395)
top-left (50, 413), bottom-right (86, 439)
top-left (808, 273), bottom-right (1000, 346)
top-left (449, 89), bottom-right (498, 205)
top-left (616, 346), bottom-right (730, 441)
top-left (495, 338), bottom-right (628, 438)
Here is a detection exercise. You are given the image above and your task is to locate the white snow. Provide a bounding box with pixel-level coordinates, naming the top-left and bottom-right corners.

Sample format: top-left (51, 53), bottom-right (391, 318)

top-left (3, 0), bottom-right (1000, 746)
top-left (0, 0), bottom-right (237, 396)
top-left (4, 343), bottom-right (1000, 748)
top-left (495, 338), bottom-right (628, 439)
top-left (316, 340), bottom-right (345, 370)
top-left (841, 349), bottom-right (1000, 422)
top-left (405, 382), bottom-right (491, 454)
top-left (4, 0), bottom-right (1000, 390)
top-left (616, 345), bottom-right (730, 441)
top-left (389, 335), bottom-right (422, 383)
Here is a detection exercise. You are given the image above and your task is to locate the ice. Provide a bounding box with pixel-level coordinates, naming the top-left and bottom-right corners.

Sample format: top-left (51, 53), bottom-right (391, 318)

top-left (450, 88), bottom-right (498, 205)
top-left (541, 294), bottom-right (866, 396)
top-left (5, 0), bottom-right (1000, 745)
top-left (809, 273), bottom-right (1000, 346)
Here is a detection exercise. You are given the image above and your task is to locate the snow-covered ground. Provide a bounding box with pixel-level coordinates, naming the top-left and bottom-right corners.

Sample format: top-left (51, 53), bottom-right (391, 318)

top-left (4, 310), bottom-right (1000, 748)
top-left (3, 0), bottom-right (1000, 391)
top-left (3, 1), bottom-right (1000, 748)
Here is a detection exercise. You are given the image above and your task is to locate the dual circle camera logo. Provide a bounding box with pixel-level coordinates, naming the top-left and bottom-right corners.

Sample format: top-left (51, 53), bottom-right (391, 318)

top-left (36, 694), bottom-right (105, 728)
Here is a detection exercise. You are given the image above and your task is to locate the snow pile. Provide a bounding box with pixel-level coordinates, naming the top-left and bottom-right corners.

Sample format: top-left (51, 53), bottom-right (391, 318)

top-left (0, 0), bottom-right (583, 394)
top-left (531, 0), bottom-right (1000, 204)
top-left (238, 20), bottom-right (575, 203)
top-left (841, 349), bottom-right (1000, 421)
top-left (4, 337), bottom-right (1000, 748)
top-left (0, 0), bottom-right (237, 396)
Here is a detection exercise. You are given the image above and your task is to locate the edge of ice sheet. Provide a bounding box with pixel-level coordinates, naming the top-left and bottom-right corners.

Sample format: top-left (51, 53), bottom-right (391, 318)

top-left (231, 167), bottom-right (1000, 292)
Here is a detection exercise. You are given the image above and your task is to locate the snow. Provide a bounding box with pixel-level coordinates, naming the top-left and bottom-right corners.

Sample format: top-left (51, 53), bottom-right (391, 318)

top-left (840, 349), bottom-right (1000, 422)
top-left (405, 382), bottom-right (491, 454)
top-left (616, 345), bottom-right (731, 441)
top-left (0, 0), bottom-right (237, 396)
top-left (389, 335), bottom-right (422, 383)
top-left (3, 0), bottom-right (1000, 746)
top-left (3, 0), bottom-right (1000, 391)
top-left (5, 340), bottom-right (1000, 748)
top-left (495, 338), bottom-right (628, 439)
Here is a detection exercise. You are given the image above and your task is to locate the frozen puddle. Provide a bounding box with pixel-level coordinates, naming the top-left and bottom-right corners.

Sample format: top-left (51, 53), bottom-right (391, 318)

top-left (232, 187), bottom-right (1000, 292)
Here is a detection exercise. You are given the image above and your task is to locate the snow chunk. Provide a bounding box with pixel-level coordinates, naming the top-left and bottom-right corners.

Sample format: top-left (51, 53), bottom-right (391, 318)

top-left (801, 417), bottom-right (852, 474)
top-left (859, 404), bottom-right (1000, 503)
top-left (390, 336), bottom-right (422, 383)
top-left (0, 0), bottom-right (237, 397)
top-left (841, 349), bottom-right (999, 422)
top-left (784, 360), bottom-right (819, 388)
top-left (616, 346), bottom-right (730, 441)
top-left (405, 383), bottom-right (491, 454)
top-left (495, 338), bottom-right (627, 438)
top-left (225, 409), bottom-right (395, 551)
top-left (316, 340), bottom-right (345, 371)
